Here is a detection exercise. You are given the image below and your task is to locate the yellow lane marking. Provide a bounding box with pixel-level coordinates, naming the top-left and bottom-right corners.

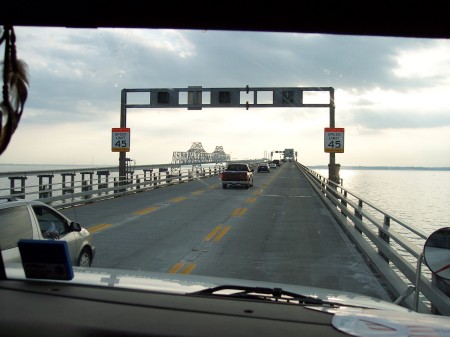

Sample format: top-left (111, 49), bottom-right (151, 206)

top-left (87, 223), bottom-right (112, 233)
top-left (205, 225), bottom-right (223, 241)
top-left (168, 262), bottom-right (196, 274)
top-left (168, 262), bottom-right (184, 273)
top-left (214, 226), bottom-right (231, 241)
top-left (170, 196), bottom-right (188, 203)
top-left (254, 190), bottom-right (262, 196)
top-left (191, 190), bottom-right (205, 196)
top-left (134, 206), bottom-right (160, 215)
top-left (246, 197), bottom-right (256, 203)
top-left (181, 263), bottom-right (196, 274)
top-left (134, 195), bottom-right (189, 215)
top-left (232, 208), bottom-right (247, 217)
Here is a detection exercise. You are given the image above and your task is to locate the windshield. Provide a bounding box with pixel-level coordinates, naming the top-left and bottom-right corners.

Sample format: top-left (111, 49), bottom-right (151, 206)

top-left (0, 24), bottom-right (449, 314)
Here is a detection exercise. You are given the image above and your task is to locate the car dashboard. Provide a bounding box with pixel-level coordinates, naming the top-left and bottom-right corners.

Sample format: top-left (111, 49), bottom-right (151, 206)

top-left (0, 277), bottom-right (345, 337)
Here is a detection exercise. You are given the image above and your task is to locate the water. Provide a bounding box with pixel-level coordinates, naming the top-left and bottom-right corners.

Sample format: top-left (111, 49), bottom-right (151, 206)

top-left (0, 164), bottom-right (97, 172)
top-left (315, 167), bottom-right (450, 237)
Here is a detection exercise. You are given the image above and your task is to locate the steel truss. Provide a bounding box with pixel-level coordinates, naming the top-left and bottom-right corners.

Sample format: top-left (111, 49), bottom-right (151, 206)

top-left (171, 142), bottom-right (230, 164)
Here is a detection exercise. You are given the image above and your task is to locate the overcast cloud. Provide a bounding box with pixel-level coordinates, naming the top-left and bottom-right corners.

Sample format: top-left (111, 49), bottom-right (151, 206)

top-left (1, 27), bottom-right (449, 167)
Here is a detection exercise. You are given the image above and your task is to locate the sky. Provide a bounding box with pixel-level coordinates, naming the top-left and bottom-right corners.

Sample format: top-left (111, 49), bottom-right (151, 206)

top-left (1, 27), bottom-right (450, 167)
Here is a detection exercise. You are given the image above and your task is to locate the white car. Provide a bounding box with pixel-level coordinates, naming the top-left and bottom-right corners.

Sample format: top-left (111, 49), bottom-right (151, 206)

top-left (0, 199), bottom-right (95, 267)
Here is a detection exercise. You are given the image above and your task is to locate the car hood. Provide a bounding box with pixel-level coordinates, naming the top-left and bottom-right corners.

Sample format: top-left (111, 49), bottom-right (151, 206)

top-left (5, 263), bottom-right (410, 312)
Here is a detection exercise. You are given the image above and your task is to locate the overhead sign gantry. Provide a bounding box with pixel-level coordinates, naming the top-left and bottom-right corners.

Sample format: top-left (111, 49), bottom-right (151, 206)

top-left (118, 86), bottom-right (341, 183)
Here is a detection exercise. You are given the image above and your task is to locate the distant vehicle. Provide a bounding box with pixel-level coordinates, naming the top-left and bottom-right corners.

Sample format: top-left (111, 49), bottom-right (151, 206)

top-left (269, 163), bottom-right (277, 169)
top-left (257, 163), bottom-right (270, 173)
top-left (220, 163), bottom-right (254, 189)
top-left (272, 159), bottom-right (281, 166)
top-left (0, 199), bottom-right (95, 267)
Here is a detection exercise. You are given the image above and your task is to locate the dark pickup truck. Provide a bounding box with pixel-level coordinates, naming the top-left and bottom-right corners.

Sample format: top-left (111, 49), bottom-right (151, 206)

top-left (220, 163), bottom-right (254, 189)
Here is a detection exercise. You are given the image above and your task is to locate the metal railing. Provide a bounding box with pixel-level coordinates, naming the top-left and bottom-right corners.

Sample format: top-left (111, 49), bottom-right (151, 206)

top-left (297, 162), bottom-right (450, 315)
top-left (0, 164), bottom-right (225, 208)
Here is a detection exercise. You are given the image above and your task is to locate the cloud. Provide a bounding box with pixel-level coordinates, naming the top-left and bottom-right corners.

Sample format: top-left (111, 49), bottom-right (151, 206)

top-left (1, 27), bottom-right (449, 167)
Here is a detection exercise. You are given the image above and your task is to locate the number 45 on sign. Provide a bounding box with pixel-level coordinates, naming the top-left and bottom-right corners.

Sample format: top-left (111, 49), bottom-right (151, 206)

top-left (324, 127), bottom-right (344, 153)
top-left (112, 128), bottom-right (130, 152)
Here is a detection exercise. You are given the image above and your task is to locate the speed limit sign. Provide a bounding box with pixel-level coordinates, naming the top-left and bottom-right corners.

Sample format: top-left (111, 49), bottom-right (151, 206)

top-left (112, 128), bottom-right (130, 152)
top-left (324, 127), bottom-right (344, 153)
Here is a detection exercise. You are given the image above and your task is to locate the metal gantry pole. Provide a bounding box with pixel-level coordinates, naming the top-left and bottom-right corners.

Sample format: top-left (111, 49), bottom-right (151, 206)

top-left (328, 88), bottom-right (340, 184)
top-left (118, 86), bottom-right (339, 182)
top-left (119, 89), bottom-right (127, 183)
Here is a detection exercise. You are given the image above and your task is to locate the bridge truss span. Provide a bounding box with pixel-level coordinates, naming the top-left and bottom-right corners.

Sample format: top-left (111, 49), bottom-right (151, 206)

top-left (171, 142), bottom-right (230, 165)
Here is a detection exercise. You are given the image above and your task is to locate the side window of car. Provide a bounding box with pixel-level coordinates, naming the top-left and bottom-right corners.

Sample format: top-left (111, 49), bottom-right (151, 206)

top-left (32, 206), bottom-right (68, 237)
top-left (0, 205), bottom-right (33, 250)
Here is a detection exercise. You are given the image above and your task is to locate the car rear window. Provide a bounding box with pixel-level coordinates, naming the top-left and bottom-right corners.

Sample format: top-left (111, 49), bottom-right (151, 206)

top-left (226, 165), bottom-right (247, 171)
top-left (0, 205), bottom-right (33, 250)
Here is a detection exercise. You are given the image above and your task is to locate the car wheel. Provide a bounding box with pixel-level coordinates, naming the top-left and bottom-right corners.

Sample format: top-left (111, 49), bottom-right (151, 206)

top-left (77, 248), bottom-right (92, 267)
top-left (222, 183), bottom-right (228, 189)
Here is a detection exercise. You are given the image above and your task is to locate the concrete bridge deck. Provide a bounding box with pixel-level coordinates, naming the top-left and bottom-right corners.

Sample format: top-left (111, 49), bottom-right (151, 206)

top-left (59, 162), bottom-right (393, 302)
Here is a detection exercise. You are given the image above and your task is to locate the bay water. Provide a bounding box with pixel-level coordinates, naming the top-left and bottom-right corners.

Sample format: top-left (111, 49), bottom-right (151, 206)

top-left (315, 167), bottom-right (450, 237)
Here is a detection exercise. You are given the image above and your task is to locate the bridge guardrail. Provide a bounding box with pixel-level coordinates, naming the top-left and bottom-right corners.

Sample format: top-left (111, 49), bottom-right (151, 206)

top-left (296, 162), bottom-right (450, 315)
top-left (0, 164), bottom-right (225, 208)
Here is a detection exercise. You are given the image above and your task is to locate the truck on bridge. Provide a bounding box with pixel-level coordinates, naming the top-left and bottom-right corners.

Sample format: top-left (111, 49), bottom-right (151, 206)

top-left (220, 163), bottom-right (254, 189)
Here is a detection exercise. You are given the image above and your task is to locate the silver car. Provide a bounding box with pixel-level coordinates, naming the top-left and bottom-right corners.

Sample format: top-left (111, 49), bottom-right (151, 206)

top-left (0, 199), bottom-right (95, 267)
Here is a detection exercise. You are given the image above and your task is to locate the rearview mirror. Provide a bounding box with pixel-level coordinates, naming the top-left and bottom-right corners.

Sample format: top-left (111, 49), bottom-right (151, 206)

top-left (423, 227), bottom-right (450, 280)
